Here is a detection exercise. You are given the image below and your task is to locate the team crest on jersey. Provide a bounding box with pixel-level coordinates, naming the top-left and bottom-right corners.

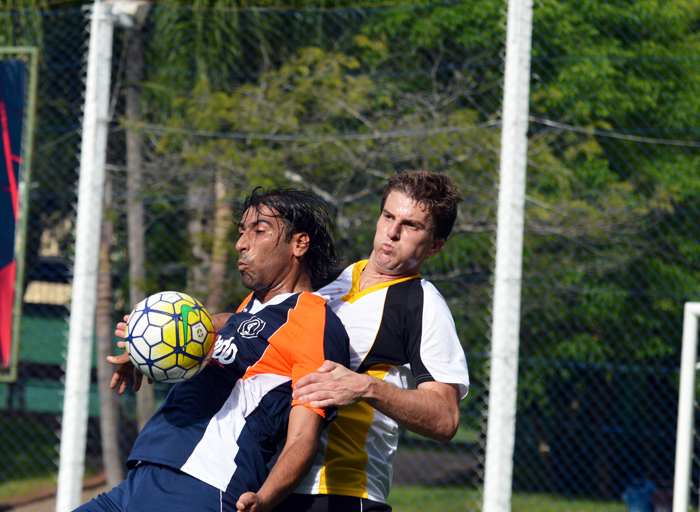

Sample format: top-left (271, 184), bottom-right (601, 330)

top-left (238, 316), bottom-right (266, 338)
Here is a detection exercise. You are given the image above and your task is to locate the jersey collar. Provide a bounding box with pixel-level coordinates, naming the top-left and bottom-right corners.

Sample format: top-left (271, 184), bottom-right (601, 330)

top-left (342, 260), bottom-right (420, 303)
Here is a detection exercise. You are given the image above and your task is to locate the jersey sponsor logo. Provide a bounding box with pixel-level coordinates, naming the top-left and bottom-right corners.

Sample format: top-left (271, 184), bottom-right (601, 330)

top-left (212, 334), bottom-right (238, 365)
top-left (237, 317), bottom-right (266, 338)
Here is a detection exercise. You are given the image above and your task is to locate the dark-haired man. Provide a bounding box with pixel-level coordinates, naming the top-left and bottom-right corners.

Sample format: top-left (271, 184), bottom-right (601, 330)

top-left (275, 170), bottom-right (470, 512)
top-left (89, 188), bottom-right (350, 512)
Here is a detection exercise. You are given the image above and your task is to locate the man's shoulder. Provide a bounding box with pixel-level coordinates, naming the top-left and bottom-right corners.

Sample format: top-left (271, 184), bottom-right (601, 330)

top-left (297, 292), bottom-right (347, 331)
top-left (382, 274), bottom-right (431, 299)
top-left (295, 294), bottom-right (350, 366)
top-left (381, 277), bottom-right (453, 327)
top-left (297, 290), bottom-right (327, 307)
top-left (413, 277), bottom-right (444, 300)
top-left (261, 291), bottom-right (327, 310)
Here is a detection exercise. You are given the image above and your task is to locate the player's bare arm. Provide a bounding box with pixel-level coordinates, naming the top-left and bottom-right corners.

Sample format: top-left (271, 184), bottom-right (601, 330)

top-left (236, 405), bottom-right (324, 512)
top-left (293, 361), bottom-right (460, 443)
top-left (211, 312), bottom-right (233, 331)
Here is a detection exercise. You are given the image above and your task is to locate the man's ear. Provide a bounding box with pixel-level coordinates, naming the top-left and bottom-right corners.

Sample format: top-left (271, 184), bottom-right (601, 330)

top-left (426, 237), bottom-right (446, 258)
top-left (292, 232), bottom-right (310, 258)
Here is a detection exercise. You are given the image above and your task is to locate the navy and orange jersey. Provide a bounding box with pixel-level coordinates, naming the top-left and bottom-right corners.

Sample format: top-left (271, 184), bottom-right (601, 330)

top-left (127, 291), bottom-right (350, 501)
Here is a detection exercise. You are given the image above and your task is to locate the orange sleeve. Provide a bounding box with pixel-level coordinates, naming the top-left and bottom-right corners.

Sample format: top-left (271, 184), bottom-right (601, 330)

top-left (289, 295), bottom-right (328, 418)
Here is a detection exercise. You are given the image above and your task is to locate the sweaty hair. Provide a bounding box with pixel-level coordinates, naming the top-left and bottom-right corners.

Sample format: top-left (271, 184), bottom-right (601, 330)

top-left (240, 187), bottom-right (340, 280)
top-left (380, 170), bottom-right (463, 240)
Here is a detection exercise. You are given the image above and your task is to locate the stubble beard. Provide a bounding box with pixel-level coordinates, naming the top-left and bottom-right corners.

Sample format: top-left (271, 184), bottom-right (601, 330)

top-left (240, 271), bottom-right (256, 291)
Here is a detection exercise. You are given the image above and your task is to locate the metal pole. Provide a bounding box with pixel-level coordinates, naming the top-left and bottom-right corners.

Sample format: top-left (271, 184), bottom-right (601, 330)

top-left (0, 46), bottom-right (40, 384)
top-left (482, 0), bottom-right (534, 510)
top-left (55, 2), bottom-right (113, 511)
top-left (672, 303), bottom-right (700, 512)
top-left (10, 47), bottom-right (39, 382)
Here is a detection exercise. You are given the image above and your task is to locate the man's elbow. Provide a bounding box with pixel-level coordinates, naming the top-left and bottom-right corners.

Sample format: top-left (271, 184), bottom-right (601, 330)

top-left (428, 410), bottom-right (459, 443)
top-left (420, 383), bottom-right (462, 443)
top-left (440, 416), bottom-right (460, 443)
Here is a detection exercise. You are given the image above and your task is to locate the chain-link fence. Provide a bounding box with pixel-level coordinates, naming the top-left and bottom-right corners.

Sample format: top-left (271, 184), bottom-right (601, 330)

top-left (515, 2), bottom-right (699, 510)
top-left (1, 8), bottom-right (94, 506)
top-left (1, 1), bottom-right (699, 511)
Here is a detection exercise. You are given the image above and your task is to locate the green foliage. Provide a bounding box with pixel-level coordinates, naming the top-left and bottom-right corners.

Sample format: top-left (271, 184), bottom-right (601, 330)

top-left (521, 0), bottom-right (700, 371)
top-left (154, 41), bottom-right (500, 255)
top-left (0, 0), bottom-right (47, 47)
top-left (531, 0), bottom-right (700, 126)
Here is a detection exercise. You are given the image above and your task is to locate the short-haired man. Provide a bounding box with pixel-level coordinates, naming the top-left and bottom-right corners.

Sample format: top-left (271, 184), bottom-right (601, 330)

top-left (94, 188), bottom-right (350, 512)
top-left (274, 170), bottom-right (471, 512)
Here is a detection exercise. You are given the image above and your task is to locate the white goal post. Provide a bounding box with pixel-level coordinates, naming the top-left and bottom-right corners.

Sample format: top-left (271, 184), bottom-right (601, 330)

top-left (673, 302), bottom-right (700, 512)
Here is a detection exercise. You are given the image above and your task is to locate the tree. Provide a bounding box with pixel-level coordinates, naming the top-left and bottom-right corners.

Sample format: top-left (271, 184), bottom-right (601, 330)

top-left (96, 177), bottom-right (124, 488)
top-left (145, 1), bottom-right (700, 495)
top-left (517, 0), bottom-right (700, 496)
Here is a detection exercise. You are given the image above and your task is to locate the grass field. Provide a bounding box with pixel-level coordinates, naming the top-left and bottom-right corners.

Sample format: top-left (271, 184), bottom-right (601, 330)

top-left (0, 475), bottom-right (57, 503)
top-left (390, 486), bottom-right (625, 512)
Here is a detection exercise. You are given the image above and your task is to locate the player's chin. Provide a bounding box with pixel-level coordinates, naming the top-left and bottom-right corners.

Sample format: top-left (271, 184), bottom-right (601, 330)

top-left (239, 272), bottom-right (255, 288)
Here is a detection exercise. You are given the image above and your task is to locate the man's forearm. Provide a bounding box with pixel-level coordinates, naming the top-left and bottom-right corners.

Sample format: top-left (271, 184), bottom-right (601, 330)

top-left (255, 406), bottom-right (323, 511)
top-left (257, 432), bottom-right (317, 508)
top-left (293, 362), bottom-right (461, 443)
top-left (362, 376), bottom-right (460, 443)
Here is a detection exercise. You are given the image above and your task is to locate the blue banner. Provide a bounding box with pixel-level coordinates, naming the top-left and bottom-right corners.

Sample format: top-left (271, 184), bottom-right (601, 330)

top-left (0, 60), bottom-right (26, 368)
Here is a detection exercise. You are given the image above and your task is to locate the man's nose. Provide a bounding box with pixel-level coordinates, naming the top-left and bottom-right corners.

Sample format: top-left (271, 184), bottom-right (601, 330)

top-left (235, 234), bottom-right (247, 252)
top-left (386, 221), bottom-right (400, 240)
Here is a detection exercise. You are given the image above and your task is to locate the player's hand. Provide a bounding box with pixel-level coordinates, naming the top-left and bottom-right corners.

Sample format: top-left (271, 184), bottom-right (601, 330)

top-left (236, 492), bottom-right (267, 512)
top-left (292, 360), bottom-right (371, 409)
top-left (107, 354), bottom-right (143, 394)
top-left (108, 314), bottom-right (152, 393)
top-left (115, 314), bottom-right (129, 339)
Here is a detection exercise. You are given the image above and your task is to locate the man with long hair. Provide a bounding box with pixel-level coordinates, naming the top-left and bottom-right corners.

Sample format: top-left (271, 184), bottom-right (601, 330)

top-left (92, 188), bottom-right (350, 512)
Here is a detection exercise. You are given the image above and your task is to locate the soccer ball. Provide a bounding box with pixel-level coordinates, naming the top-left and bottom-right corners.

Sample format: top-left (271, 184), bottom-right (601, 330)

top-left (125, 291), bottom-right (216, 383)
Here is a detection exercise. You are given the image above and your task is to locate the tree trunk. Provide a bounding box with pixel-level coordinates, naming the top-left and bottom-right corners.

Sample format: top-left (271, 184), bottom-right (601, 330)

top-left (206, 176), bottom-right (231, 313)
top-left (95, 175), bottom-right (123, 487)
top-left (187, 183), bottom-right (213, 301)
top-left (125, 26), bottom-right (153, 429)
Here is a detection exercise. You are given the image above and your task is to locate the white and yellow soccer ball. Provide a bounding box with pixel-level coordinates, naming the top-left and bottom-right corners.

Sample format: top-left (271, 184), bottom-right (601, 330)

top-left (125, 291), bottom-right (216, 383)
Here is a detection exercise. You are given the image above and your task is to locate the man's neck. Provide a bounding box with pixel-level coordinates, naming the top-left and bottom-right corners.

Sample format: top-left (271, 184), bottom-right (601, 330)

top-left (358, 255), bottom-right (421, 291)
top-left (254, 273), bottom-right (314, 303)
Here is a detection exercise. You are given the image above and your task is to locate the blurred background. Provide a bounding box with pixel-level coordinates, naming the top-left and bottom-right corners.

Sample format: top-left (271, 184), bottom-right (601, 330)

top-left (1, 0), bottom-right (699, 511)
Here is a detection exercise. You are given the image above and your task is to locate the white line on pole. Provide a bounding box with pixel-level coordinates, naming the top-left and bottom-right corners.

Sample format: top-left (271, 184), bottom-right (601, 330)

top-left (672, 302), bottom-right (700, 512)
top-left (55, 2), bottom-right (113, 511)
top-left (482, 0), bottom-right (534, 511)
